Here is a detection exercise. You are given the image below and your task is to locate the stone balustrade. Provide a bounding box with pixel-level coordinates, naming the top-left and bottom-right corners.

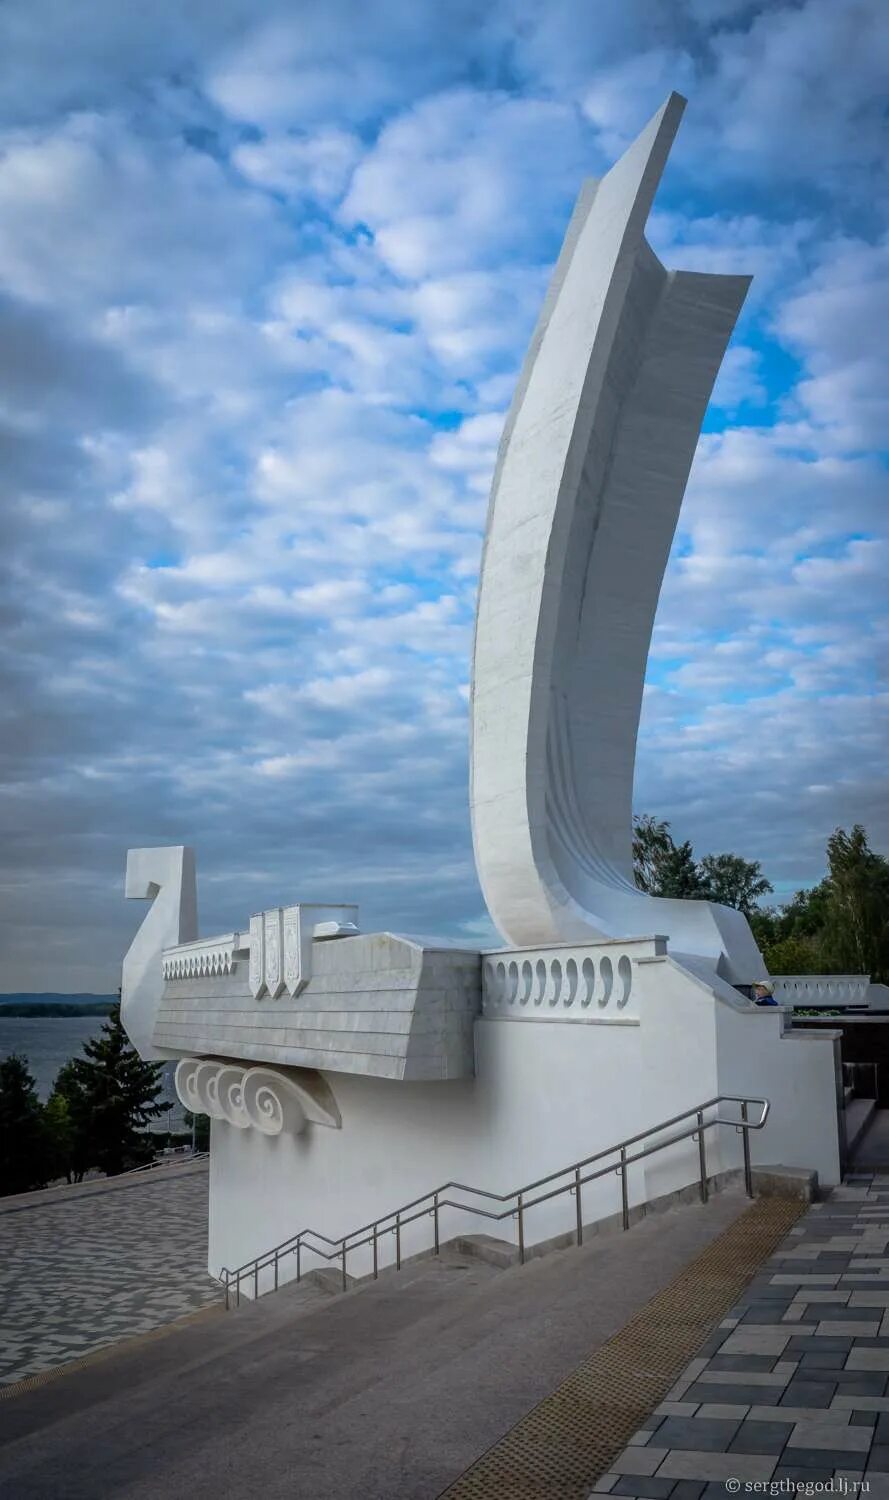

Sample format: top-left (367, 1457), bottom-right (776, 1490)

top-left (771, 975), bottom-right (870, 1007)
top-left (162, 934), bottom-right (244, 981)
top-left (481, 937), bottom-right (666, 1021)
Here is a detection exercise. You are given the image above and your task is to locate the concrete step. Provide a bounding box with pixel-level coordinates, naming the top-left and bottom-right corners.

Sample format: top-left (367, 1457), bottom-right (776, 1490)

top-left (850, 1105), bottom-right (889, 1168)
top-left (0, 1190), bottom-right (753, 1500)
top-left (845, 1097), bottom-right (878, 1156)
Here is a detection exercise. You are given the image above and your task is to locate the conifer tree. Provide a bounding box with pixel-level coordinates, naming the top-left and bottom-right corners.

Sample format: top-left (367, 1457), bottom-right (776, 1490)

top-left (57, 1004), bottom-right (165, 1177)
top-left (0, 1053), bottom-right (49, 1196)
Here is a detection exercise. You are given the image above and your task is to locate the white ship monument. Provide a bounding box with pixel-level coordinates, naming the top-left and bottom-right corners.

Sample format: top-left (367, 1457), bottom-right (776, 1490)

top-left (120, 96), bottom-right (846, 1297)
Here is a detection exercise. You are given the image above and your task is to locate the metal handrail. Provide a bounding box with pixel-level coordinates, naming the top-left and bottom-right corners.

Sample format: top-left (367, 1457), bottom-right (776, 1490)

top-left (220, 1094), bottom-right (768, 1307)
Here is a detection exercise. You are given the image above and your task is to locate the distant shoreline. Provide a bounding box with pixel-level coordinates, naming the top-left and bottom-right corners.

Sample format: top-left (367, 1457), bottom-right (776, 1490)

top-left (0, 1002), bottom-right (116, 1017)
top-left (0, 995), bottom-right (118, 1018)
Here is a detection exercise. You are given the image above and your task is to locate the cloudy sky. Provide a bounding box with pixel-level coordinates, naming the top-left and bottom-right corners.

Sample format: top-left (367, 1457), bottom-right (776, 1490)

top-left (1, 0), bottom-right (886, 990)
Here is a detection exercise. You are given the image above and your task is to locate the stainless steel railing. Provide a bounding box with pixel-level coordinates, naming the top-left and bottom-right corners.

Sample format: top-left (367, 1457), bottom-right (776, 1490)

top-left (219, 1095), bottom-right (769, 1308)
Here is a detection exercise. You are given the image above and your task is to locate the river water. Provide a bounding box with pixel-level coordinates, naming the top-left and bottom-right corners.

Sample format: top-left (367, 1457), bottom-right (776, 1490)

top-left (0, 1015), bottom-right (181, 1126)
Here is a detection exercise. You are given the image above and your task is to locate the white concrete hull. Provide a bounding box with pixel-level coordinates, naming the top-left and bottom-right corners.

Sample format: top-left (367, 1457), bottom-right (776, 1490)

top-left (207, 955), bottom-right (842, 1292)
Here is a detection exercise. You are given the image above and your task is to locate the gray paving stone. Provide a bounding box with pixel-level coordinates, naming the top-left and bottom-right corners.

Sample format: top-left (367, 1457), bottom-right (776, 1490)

top-left (780, 1379), bottom-right (838, 1407)
top-left (612, 1479), bottom-right (675, 1498)
top-left (748, 1405), bottom-right (851, 1425)
top-left (695, 1364), bottom-right (798, 1388)
top-left (788, 1335), bottom-right (853, 1353)
top-left (817, 1321), bottom-right (881, 1337)
top-left (848, 1350), bottom-right (889, 1370)
top-left (656, 1451), bottom-right (776, 1481)
top-left (720, 1328), bottom-right (794, 1355)
top-left (611, 1449), bottom-right (669, 1477)
top-left (655, 1419), bottom-right (741, 1452)
top-left (705, 1355), bottom-right (777, 1373)
top-left (772, 1466), bottom-right (835, 1484)
top-left (685, 1383), bottom-right (783, 1406)
top-left (786, 1420), bottom-right (872, 1451)
top-left (799, 1350), bottom-right (849, 1371)
top-left (780, 1446), bottom-right (869, 1469)
top-left (835, 1373), bottom-right (889, 1394)
top-left (727, 1420), bottom-right (790, 1454)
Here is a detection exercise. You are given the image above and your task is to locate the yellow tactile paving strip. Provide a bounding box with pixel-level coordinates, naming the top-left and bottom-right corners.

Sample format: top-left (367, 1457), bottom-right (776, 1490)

top-left (439, 1194), bottom-right (806, 1500)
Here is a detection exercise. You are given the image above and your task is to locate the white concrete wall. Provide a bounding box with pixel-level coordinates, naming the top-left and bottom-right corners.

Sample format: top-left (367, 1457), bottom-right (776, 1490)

top-left (210, 1015), bottom-right (651, 1292)
top-left (715, 999), bottom-right (842, 1187)
top-left (636, 958), bottom-right (725, 1203)
top-left (209, 949), bottom-right (843, 1296)
top-left (636, 955), bottom-right (842, 1189)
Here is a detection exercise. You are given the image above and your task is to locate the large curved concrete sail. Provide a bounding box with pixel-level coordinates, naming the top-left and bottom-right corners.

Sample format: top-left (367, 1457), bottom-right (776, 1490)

top-left (470, 93), bottom-right (765, 983)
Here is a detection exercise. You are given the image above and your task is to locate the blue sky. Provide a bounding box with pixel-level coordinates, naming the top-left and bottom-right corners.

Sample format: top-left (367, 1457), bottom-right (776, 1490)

top-left (1, 0), bottom-right (886, 989)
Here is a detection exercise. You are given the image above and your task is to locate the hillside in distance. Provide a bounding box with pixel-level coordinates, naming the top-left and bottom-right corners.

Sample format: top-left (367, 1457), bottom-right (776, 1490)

top-left (0, 994), bottom-right (118, 1017)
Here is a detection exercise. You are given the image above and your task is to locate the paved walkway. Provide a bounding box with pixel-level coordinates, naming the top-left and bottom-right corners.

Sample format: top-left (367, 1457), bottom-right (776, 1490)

top-left (0, 1162), bottom-right (220, 1384)
top-left (8, 1179), bottom-right (889, 1497)
top-left (597, 1173), bottom-right (889, 1497)
top-left (0, 1189), bottom-right (749, 1499)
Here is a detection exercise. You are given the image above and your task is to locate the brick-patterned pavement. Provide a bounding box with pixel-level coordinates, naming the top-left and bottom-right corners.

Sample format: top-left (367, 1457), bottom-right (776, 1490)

top-left (0, 1162), bottom-right (220, 1385)
top-left (595, 1175), bottom-right (889, 1498)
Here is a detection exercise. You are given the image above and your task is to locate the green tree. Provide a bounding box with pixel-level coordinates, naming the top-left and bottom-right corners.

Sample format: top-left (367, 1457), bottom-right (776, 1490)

top-left (61, 1005), bottom-right (165, 1176)
top-left (632, 815), bottom-right (675, 894)
top-left (633, 816), bottom-right (761, 905)
top-left (819, 825), bottom-right (889, 982)
top-left (656, 840), bottom-right (710, 899)
top-left (42, 1090), bottom-right (75, 1183)
top-left (46, 1062), bottom-right (93, 1182)
top-left (699, 852), bottom-right (773, 917)
top-left (183, 1110), bottom-right (210, 1151)
top-left (0, 1054), bottom-right (50, 1196)
top-left (759, 933), bottom-right (825, 977)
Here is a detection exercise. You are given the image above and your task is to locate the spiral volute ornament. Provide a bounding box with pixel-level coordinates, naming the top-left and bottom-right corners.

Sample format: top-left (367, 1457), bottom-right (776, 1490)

top-left (174, 1058), bottom-right (205, 1115)
top-left (242, 1068), bottom-right (307, 1136)
top-left (216, 1065), bottom-right (250, 1129)
top-left (174, 1058), bottom-right (319, 1136)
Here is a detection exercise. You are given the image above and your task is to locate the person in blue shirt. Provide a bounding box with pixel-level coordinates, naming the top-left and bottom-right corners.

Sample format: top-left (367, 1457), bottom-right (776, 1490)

top-left (753, 980), bottom-right (778, 1006)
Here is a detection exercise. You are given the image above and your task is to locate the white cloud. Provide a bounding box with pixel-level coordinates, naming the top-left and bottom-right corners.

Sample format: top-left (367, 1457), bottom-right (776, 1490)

top-left (233, 127), bottom-right (360, 199)
top-left (341, 89), bottom-right (593, 279)
top-left (775, 235), bottom-right (889, 452)
top-left (0, 0), bottom-right (886, 986)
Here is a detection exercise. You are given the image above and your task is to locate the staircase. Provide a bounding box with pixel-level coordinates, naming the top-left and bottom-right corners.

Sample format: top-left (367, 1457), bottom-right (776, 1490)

top-left (220, 1093), bottom-right (769, 1306)
top-left (0, 1181), bottom-right (785, 1500)
top-left (843, 1060), bottom-right (878, 1159)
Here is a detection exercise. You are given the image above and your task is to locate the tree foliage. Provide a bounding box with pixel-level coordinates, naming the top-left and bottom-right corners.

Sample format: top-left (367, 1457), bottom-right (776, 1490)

top-left (0, 1053), bottom-right (50, 1195)
top-left (631, 815), bottom-right (674, 894)
top-left (820, 825), bottom-right (889, 980)
top-left (634, 815), bottom-right (888, 983)
top-left (46, 1004), bottom-right (165, 1178)
top-left (632, 815), bottom-right (770, 911)
top-left (0, 1004), bottom-right (168, 1194)
top-left (698, 852), bottom-right (773, 917)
